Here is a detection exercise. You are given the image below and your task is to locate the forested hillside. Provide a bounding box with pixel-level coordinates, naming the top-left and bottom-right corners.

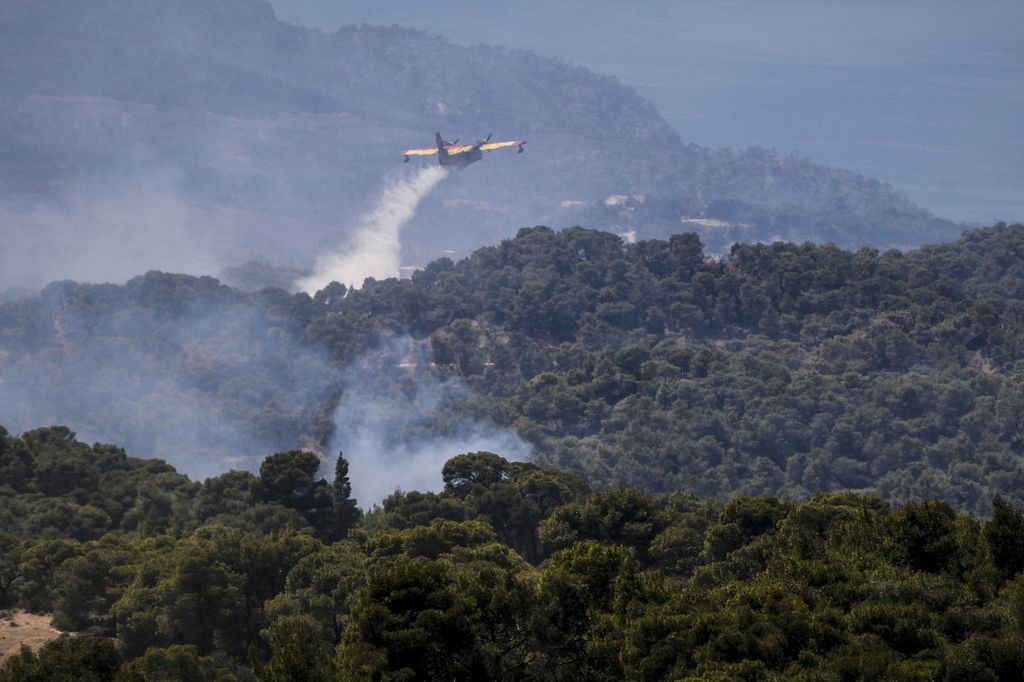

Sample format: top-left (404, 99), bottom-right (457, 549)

top-left (304, 222), bottom-right (1024, 515)
top-left (5, 2), bottom-right (1021, 677)
top-left (2, 223), bottom-right (1024, 515)
top-left (1, 431), bottom-right (1022, 679)
top-left (0, 273), bottom-right (339, 477)
top-left (0, 0), bottom-right (956, 288)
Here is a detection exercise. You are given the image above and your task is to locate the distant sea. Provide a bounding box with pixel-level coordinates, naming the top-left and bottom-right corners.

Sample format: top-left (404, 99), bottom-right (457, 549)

top-left (271, 0), bottom-right (1024, 226)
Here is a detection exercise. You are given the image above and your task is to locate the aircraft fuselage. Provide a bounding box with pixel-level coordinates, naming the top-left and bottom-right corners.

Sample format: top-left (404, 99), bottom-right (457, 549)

top-left (439, 148), bottom-right (482, 168)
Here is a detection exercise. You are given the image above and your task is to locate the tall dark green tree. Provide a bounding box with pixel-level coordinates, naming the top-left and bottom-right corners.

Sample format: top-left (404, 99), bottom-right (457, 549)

top-left (259, 450), bottom-right (334, 535)
top-left (985, 496), bottom-right (1024, 581)
top-left (0, 533), bottom-right (19, 608)
top-left (262, 616), bottom-right (335, 682)
top-left (331, 452), bottom-right (362, 541)
top-left (335, 558), bottom-right (483, 681)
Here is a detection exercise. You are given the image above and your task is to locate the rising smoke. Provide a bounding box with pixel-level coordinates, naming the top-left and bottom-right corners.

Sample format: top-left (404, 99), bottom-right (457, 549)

top-left (327, 337), bottom-right (531, 506)
top-left (294, 167), bottom-right (533, 505)
top-left (0, 285), bottom-right (342, 480)
top-left (296, 165), bottom-right (450, 293)
top-left (0, 162), bottom-right (530, 493)
top-left (0, 280), bottom-right (531, 492)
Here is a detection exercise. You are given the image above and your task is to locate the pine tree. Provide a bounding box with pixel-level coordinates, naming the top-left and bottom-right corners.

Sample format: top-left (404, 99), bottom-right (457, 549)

top-left (985, 495), bottom-right (1024, 580)
top-left (332, 452), bottom-right (362, 540)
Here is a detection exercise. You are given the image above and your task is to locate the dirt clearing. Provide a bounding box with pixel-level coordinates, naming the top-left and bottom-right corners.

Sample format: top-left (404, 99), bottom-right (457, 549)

top-left (0, 611), bottom-right (63, 662)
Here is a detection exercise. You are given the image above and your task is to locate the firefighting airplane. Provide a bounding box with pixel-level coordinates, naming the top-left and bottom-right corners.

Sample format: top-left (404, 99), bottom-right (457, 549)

top-left (402, 132), bottom-right (526, 169)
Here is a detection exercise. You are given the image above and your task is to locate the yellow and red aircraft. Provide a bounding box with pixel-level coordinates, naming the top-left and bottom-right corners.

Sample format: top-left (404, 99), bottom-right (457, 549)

top-left (402, 133), bottom-right (526, 169)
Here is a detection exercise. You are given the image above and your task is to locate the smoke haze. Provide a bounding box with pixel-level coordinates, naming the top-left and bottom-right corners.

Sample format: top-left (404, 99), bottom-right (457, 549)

top-left (0, 282), bottom-right (342, 480)
top-left (0, 279), bottom-right (532, 493)
top-left (297, 166), bottom-right (449, 292)
top-left (327, 337), bottom-right (531, 506)
top-left (0, 168), bottom-right (223, 290)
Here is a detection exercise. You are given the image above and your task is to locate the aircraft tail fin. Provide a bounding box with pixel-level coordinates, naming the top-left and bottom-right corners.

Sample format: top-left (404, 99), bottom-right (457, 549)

top-left (435, 132), bottom-right (445, 150)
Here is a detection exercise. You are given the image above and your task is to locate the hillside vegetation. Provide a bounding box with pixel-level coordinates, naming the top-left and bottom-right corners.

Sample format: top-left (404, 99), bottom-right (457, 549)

top-left (2, 223), bottom-right (1024, 515)
top-left (307, 222), bottom-right (1024, 515)
top-left (1, 430), bottom-right (1023, 679)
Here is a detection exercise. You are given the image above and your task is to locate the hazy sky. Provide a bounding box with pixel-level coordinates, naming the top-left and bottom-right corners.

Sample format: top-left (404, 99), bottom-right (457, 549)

top-left (270, 0), bottom-right (1024, 224)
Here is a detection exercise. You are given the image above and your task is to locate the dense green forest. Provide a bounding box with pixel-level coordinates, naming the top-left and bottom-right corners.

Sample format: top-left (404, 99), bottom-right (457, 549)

top-left (3, 223), bottom-right (1024, 514)
top-left (3, 224), bottom-right (1024, 678)
top-left (1, 428), bottom-right (1023, 680)
top-left (2, 2), bottom-right (1019, 676)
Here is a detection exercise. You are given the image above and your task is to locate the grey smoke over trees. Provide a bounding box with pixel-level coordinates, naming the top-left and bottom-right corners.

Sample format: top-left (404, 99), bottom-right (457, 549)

top-left (2, 0), bottom-right (1017, 516)
top-left (0, 275), bottom-right (530, 491)
top-left (327, 337), bottom-right (530, 505)
top-left (0, 274), bottom-right (342, 478)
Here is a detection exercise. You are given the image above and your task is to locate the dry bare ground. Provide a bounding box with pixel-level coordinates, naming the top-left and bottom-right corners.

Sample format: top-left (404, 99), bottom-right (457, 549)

top-left (0, 611), bottom-right (63, 662)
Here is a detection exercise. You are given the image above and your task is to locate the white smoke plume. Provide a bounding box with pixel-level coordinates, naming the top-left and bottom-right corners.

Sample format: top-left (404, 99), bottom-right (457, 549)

top-left (297, 166), bottom-right (449, 292)
top-left (328, 337), bottom-right (531, 506)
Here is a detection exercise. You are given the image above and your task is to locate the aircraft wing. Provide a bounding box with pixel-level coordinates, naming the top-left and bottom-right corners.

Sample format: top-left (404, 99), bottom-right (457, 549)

top-left (479, 140), bottom-right (526, 151)
top-left (444, 144), bottom-right (476, 155)
top-left (401, 147), bottom-right (439, 156)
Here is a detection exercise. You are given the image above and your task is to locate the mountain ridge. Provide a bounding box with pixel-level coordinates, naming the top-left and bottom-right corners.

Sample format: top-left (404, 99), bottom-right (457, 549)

top-left (0, 0), bottom-right (958, 288)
